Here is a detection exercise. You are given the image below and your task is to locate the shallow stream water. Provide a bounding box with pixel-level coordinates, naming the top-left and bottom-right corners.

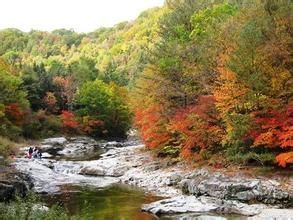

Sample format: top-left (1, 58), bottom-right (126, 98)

top-left (43, 184), bottom-right (160, 220)
top-left (43, 184), bottom-right (247, 220)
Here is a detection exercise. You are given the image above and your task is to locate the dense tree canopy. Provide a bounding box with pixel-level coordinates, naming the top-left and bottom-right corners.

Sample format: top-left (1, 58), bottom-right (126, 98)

top-left (0, 0), bottom-right (292, 167)
top-left (132, 0), bottom-right (292, 167)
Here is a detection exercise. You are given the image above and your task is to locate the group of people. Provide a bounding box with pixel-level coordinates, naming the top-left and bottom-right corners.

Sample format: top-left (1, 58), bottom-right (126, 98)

top-left (27, 147), bottom-right (42, 159)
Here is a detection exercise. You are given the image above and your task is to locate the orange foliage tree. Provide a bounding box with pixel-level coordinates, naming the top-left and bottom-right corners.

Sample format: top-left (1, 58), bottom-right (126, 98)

top-left (81, 116), bottom-right (104, 135)
top-left (169, 96), bottom-right (223, 158)
top-left (43, 92), bottom-right (58, 113)
top-left (135, 104), bottom-right (170, 149)
top-left (213, 67), bottom-right (250, 117)
top-left (276, 152), bottom-right (293, 168)
top-left (5, 103), bottom-right (25, 125)
top-left (53, 76), bottom-right (75, 110)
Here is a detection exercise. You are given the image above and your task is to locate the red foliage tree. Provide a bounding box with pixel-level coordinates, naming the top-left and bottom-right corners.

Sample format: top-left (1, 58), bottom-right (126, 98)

top-left (251, 106), bottom-right (293, 148)
top-left (169, 96), bottom-right (223, 158)
top-left (135, 104), bottom-right (170, 149)
top-left (60, 110), bottom-right (79, 133)
top-left (250, 105), bottom-right (293, 167)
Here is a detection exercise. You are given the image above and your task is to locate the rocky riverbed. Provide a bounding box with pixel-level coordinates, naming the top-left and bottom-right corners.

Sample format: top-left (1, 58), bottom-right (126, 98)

top-left (7, 136), bottom-right (293, 219)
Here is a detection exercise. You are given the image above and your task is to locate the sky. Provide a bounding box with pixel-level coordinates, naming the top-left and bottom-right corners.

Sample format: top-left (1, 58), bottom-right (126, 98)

top-left (0, 0), bottom-right (165, 33)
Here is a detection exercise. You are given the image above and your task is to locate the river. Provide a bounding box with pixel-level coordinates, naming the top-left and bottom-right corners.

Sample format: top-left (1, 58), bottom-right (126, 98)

top-left (13, 136), bottom-right (292, 220)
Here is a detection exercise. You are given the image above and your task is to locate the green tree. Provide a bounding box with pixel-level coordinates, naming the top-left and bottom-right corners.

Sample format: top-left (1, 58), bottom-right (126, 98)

top-left (74, 80), bottom-right (131, 137)
top-left (69, 57), bottom-right (99, 86)
top-left (0, 59), bottom-right (29, 139)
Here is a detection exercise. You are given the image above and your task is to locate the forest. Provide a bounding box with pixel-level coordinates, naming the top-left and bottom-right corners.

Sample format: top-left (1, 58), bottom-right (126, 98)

top-left (0, 0), bottom-right (292, 168)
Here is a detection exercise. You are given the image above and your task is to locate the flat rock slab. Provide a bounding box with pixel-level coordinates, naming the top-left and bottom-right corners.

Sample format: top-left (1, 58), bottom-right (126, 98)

top-left (142, 195), bottom-right (267, 216)
top-left (248, 208), bottom-right (293, 220)
top-left (42, 137), bottom-right (67, 146)
top-left (14, 158), bottom-right (119, 193)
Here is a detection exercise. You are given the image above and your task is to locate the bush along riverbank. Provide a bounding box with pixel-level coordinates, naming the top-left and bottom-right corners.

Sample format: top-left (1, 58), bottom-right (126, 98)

top-left (0, 193), bottom-right (66, 220)
top-left (3, 136), bottom-right (291, 219)
top-left (0, 192), bottom-right (101, 220)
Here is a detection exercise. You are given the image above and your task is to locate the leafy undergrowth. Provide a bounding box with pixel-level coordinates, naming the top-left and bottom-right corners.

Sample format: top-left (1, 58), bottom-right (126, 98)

top-left (153, 147), bottom-right (292, 179)
top-left (0, 193), bottom-right (94, 220)
top-left (0, 136), bottom-right (18, 159)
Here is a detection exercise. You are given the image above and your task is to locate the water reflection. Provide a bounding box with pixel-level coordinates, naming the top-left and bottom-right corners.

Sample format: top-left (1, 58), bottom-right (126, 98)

top-left (43, 184), bottom-right (161, 220)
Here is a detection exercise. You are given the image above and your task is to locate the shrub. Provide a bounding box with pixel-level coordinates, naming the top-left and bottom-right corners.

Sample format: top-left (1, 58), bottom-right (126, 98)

top-left (0, 193), bottom-right (67, 220)
top-left (0, 136), bottom-right (17, 158)
top-left (228, 151), bottom-right (275, 166)
top-left (0, 192), bottom-right (95, 220)
top-left (22, 110), bottom-right (61, 139)
top-left (157, 145), bottom-right (180, 158)
top-left (80, 116), bottom-right (104, 136)
top-left (40, 114), bottom-right (61, 137)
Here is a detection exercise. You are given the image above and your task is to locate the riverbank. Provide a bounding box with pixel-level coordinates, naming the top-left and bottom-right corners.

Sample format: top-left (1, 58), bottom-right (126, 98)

top-left (83, 140), bottom-right (293, 218)
top-left (3, 136), bottom-right (293, 219)
top-left (0, 164), bottom-right (33, 202)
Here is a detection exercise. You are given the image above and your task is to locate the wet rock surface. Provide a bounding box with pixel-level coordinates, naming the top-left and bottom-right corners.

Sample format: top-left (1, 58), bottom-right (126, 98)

top-left (14, 140), bottom-right (120, 193)
top-left (0, 165), bottom-right (33, 201)
top-left (12, 136), bottom-right (293, 219)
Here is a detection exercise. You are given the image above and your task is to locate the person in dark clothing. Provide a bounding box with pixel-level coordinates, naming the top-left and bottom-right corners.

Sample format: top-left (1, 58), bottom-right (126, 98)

top-left (32, 147), bottom-right (38, 159)
top-left (28, 147), bottom-right (33, 159)
top-left (37, 149), bottom-right (42, 159)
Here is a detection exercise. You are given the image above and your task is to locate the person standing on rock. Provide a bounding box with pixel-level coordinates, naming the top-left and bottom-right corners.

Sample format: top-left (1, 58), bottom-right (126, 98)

top-left (37, 149), bottom-right (42, 159)
top-left (32, 147), bottom-right (38, 159)
top-left (28, 147), bottom-right (33, 159)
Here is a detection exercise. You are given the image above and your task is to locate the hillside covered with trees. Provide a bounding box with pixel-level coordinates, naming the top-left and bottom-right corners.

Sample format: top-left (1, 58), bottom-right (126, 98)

top-left (0, 0), bottom-right (292, 168)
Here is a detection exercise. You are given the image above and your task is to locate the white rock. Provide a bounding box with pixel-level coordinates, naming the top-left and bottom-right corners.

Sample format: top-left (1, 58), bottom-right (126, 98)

top-left (14, 158), bottom-right (119, 193)
top-left (142, 196), bottom-right (266, 216)
top-left (41, 152), bottom-right (53, 158)
top-left (142, 196), bottom-right (218, 214)
top-left (248, 208), bottom-right (293, 220)
top-left (32, 204), bottom-right (49, 212)
top-left (42, 137), bottom-right (67, 146)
